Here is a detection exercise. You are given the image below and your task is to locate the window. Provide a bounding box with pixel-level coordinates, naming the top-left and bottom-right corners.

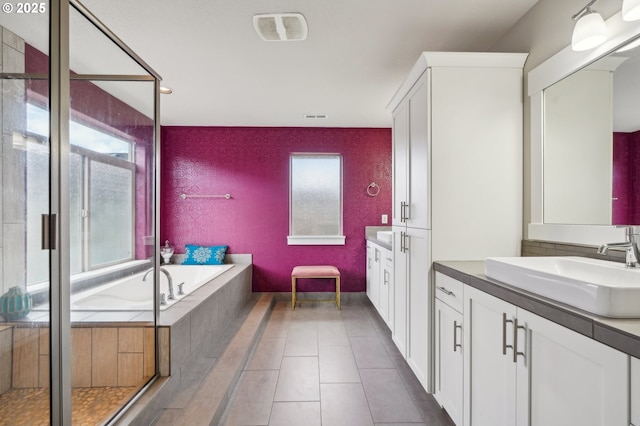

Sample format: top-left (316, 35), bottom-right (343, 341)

top-left (26, 103), bottom-right (135, 285)
top-left (288, 153), bottom-right (345, 245)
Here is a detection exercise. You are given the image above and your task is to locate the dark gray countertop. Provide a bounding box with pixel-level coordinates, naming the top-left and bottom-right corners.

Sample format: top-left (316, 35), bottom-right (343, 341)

top-left (434, 260), bottom-right (640, 359)
top-left (365, 226), bottom-right (392, 251)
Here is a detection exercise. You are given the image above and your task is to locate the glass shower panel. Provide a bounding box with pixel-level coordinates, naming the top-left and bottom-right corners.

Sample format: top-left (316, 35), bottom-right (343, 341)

top-left (69, 5), bottom-right (157, 423)
top-left (0, 4), bottom-right (52, 425)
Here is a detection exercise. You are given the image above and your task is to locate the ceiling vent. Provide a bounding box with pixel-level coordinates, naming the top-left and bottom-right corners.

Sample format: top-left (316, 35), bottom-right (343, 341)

top-left (253, 13), bottom-right (308, 41)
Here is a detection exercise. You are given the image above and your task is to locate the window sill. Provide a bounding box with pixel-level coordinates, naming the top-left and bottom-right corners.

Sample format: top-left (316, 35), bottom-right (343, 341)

top-left (287, 235), bottom-right (346, 246)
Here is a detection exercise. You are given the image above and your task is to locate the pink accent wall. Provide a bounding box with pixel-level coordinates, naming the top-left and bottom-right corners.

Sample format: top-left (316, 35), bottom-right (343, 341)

top-left (160, 126), bottom-right (392, 292)
top-left (613, 131), bottom-right (640, 225)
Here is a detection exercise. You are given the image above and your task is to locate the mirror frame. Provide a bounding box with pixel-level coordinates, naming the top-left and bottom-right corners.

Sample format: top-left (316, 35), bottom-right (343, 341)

top-left (528, 9), bottom-right (640, 245)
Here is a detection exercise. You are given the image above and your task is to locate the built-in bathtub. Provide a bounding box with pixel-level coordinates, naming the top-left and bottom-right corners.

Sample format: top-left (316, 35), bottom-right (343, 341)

top-left (70, 264), bottom-right (234, 311)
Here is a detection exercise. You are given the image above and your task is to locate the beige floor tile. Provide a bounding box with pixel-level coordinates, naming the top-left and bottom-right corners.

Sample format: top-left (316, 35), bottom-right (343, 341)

top-left (359, 368), bottom-right (423, 423)
top-left (349, 335), bottom-right (394, 369)
top-left (319, 345), bottom-right (360, 384)
top-left (274, 356), bottom-right (320, 402)
top-left (268, 401), bottom-right (321, 426)
top-left (223, 370), bottom-right (279, 425)
top-left (320, 383), bottom-right (373, 426)
top-left (317, 322), bottom-right (350, 346)
top-left (283, 328), bottom-right (318, 357)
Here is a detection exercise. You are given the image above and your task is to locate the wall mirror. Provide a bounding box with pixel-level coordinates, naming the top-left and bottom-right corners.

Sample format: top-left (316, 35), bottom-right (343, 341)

top-left (528, 10), bottom-right (640, 245)
top-left (543, 38), bottom-right (640, 225)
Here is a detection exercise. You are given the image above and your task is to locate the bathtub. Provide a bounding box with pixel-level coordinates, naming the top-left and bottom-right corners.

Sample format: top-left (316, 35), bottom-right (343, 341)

top-left (70, 264), bottom-right (234, 311)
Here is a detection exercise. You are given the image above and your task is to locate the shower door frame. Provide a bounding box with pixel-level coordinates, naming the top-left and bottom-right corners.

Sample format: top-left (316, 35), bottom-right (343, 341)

top-left (48, 1), bottom-right (163, 424)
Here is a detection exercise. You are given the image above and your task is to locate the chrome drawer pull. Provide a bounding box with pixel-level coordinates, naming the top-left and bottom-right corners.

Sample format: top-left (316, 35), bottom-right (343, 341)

top-left (436, 286), bottom-right (455, 297)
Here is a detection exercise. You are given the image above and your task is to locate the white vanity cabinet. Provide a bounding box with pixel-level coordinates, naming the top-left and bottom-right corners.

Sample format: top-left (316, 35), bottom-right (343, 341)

top-left (434, 273), bottom-right (464, 426)
top-left (464, 285), bottom-right (629, 426)
top-left (378, 247), bottom-right (393, 326)
top-left (366, 241), bottom-right (381, 309)
top-left (633, 356), bottom-right (640, 426)
top-left (366, 240), bottom-right (392, 326)
top-left (390, 52), bottom-right (526, 393)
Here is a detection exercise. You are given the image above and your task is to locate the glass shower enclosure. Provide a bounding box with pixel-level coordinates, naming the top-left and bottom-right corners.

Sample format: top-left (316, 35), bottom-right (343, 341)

top-left (0, 1), bottom-right (160, 424)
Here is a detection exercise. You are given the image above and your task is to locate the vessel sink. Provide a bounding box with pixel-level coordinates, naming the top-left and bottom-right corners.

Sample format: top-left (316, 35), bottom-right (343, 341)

top-left (376, 231), bottom-right (392, 244)
top-left (484, 256), bottom-right (640, 318)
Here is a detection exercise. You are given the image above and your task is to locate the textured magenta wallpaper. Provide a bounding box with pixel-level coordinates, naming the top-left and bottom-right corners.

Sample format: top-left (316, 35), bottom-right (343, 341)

top-left (613, 131), bottom-right (640, 225)
top-left (160, 126), bottom-right (392, 292)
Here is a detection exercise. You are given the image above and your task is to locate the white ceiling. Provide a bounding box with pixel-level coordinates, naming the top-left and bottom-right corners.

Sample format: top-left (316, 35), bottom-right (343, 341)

top-left (8, 0), bottom-right (541, 128)
top-left (80, 0), bottom-right (542, 127)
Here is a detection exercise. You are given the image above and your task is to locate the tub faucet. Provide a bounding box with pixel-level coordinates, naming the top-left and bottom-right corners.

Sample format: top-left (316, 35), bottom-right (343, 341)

top-left (597, 226), bottom-right (640, 268)
top-left (143, 267), bottom-right (176, 300)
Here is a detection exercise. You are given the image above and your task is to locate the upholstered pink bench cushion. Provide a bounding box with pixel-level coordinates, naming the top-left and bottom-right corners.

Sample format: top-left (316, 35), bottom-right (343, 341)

top-left (291, 265), bottom-right (340, 278)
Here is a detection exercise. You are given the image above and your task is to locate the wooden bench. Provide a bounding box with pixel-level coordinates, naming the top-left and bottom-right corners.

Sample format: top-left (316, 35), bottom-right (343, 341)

top-left (291, 265), bottom-right (340, 310)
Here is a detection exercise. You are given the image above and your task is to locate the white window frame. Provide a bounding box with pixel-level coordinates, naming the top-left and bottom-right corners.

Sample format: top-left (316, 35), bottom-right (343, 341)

top-left (288, 153), bottom-right (345, 245)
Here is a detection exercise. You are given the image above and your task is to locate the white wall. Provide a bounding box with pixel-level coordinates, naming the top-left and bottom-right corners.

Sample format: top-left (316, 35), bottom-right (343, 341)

top-left (488, 0), bottom-right (622, 238)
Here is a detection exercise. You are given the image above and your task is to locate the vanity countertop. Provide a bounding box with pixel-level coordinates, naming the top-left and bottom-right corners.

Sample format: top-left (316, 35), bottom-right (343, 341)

top-left (365, 226), bottom-right (392, 251)
top-left (434, 260), bottom-right (640, 359)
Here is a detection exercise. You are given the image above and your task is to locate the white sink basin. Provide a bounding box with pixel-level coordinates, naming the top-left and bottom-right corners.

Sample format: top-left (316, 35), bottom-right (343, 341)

top-left (485, 256), bottom-right (640, 318)
top-left (376, 231), bottom-right (392, 244)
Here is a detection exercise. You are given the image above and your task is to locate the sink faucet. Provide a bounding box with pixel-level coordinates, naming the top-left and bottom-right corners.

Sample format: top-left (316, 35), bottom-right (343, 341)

top-left (143, 267), bottom-right (176, 300)
top-left (597, 226), bottom-right (640, 268)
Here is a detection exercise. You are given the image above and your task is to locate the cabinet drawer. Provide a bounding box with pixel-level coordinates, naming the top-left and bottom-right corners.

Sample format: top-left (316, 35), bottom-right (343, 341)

top-left (435, 272), bottom-right (463, 312)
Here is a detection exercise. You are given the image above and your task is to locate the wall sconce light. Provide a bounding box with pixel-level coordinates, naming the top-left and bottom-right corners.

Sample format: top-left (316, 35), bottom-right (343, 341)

top-left (571, 0), bottom-right (607, 51)
top-left (623, 0), bottom-right (640, 21)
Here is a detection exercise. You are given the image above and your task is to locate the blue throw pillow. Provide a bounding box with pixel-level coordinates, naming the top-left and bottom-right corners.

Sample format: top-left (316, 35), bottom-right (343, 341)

top-left (182, 244), bottom-right (227, 265)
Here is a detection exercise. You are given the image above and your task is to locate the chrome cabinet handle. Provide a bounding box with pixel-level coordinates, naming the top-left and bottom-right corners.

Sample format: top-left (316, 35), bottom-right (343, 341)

top-left (436, 286), bottom-right (455, 297)
top-left (383, 270), bottom-right (389, 285)
top-left (403, 233), bottom-right (409, 253)
top-left (503, 313), bottom-right (514, 356)
top-left (375, 249), bottom-right (380, 262)
top-left (513, 318), bottom-right (526, 363)
top-left (400, 201), bottom-right (411, 222)
top-left (453, 320), bottom-right (462, 352)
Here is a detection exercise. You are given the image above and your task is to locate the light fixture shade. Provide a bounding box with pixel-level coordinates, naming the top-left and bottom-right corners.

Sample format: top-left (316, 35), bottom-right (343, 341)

top-left (572, 11), bottom-right (607, 51)
top-left (623, 0), bottom-right (640, 21)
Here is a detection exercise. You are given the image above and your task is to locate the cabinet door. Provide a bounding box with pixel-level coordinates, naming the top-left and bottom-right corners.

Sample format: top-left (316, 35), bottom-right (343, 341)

top-left (464, 285), bottom-right (517, 426)
top-left (407, 71), bottom-right (430, 230)
top-left (392, 226), bottom-right (408, 356)
top-left (632, 357), bottom-right (640, 426)
top-left (371, 246), bottom-right (381, 308)
top-left (516, 309), bottom-right (629, 426)
top-left (435, 298), bottom-right (463, 426)
top-left (406, 227), bottom-right (431, 390)
top-left (392, 102), bottom-right (409, 226)
top-left (378, 248), bottom-right (392, 325)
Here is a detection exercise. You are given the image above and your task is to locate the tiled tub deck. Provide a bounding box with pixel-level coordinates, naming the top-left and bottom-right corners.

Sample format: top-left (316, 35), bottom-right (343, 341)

top-left (0, 255), bottom-right (253, 425)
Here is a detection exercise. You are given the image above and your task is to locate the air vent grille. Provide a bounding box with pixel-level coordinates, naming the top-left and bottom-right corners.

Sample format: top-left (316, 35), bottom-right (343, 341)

top-left (253, 13), bottom-right (308, 41)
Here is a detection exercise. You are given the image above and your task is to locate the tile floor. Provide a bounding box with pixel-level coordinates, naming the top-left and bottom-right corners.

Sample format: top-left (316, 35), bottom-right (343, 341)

top-left (218, 299), bottom-right (455, 426)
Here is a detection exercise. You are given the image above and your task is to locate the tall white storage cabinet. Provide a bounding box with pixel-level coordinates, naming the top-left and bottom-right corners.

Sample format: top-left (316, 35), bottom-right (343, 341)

top-left (389, 52), bottom-right (526, 393)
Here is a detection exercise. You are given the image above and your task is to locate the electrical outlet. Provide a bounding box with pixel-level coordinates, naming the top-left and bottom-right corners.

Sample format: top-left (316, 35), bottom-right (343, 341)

top-left (381, 214), bottom-right (388, 224)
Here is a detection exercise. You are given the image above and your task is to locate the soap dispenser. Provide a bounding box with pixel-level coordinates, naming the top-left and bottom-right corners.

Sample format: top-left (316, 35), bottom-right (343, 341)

top-left (160, 240), bottom-right (174, 264)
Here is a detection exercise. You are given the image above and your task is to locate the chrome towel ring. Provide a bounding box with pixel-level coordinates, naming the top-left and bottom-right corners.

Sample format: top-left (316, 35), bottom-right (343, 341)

top-left (366, 182), bottom-right (380, 197)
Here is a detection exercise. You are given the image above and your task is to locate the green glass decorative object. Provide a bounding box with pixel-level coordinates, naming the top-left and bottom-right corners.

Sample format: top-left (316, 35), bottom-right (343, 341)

top-left (0, 286), bottom-right (32, 321)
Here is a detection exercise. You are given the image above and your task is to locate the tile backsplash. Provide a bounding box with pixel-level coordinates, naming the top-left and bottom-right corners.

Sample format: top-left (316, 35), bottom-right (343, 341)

top-left (522, 240), bottom-right (626, 263)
